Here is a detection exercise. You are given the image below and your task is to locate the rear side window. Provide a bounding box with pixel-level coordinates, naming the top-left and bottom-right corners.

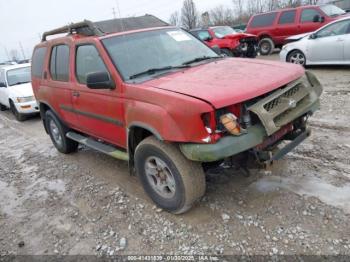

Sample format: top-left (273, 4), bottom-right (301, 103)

top-left (279, 10), bottom-right (296, 24)
top-left (75, 45), bottom-right (108, 84)
top-left (301, 9), bottom-right (322, 23)
top-left (250, 13), bottom-right (277, 28)
top-left (32, 47), bottom-right (47, 78)
top-left (50, 45), bottom-right (70, 82)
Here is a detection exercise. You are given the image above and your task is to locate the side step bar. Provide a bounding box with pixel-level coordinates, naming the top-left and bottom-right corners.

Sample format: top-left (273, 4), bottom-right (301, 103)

top-left (66, 132), bottom-right (129, 161)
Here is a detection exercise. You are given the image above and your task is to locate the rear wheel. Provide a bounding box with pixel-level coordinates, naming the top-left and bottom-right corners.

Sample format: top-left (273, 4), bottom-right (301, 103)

top-left (10, 101), bottom-right (26, 121)
top-left (287, 50), bottom-right (306, 66)
top-left (135, 136), bottom-right (206, 214)
top-left (45, 110), bottom-right (78, 154)
top-left (259, 38), bottom-right (274, 56)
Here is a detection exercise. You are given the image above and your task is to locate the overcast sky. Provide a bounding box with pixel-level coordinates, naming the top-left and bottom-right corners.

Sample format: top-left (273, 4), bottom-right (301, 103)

top-left (0, 0), bottom-right (234, 62)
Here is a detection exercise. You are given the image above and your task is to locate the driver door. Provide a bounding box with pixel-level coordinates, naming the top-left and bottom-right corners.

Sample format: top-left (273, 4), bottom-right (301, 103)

top-left (308, 20), bottom-right (350, 63)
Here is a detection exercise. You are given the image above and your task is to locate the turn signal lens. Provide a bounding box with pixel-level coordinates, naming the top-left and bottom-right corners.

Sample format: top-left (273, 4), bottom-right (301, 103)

top-left (220, 113), bottom-right (241, 136)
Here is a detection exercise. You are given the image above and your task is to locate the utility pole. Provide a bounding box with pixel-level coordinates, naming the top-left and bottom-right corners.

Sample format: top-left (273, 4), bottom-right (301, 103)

top-left (19, 42), bottom-right (26, 60)
top-left (112, 8), bottom-right (116, 19)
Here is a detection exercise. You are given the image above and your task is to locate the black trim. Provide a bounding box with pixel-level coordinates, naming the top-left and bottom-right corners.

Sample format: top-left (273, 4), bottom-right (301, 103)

top-left (60, 105), bottom-right (123, 127)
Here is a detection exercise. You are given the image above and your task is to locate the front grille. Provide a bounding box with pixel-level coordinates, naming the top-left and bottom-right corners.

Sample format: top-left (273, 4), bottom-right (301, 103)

top-left (248, 77), bottom-right (321, 136)
top-left (264, 84), bottom-right (301, 112)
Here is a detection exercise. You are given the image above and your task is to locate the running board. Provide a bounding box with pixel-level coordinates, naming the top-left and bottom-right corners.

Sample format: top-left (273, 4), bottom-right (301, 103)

top-left (66, 132), bottom-right (129, 161)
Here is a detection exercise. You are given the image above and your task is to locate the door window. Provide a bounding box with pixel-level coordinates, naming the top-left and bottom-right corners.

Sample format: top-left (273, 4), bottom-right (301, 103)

top-left (251, 13), bottom-right (277, 28)
top-left (316, 20), bottom-right (350, 38)
top-left (75, 45), bottom-right (108, 85)
top-left (194, 30), bottom-right (211, 41)
top-left (278, 10), bottom-right (296, 24)
top-left (50, 45), bottom-right (70, 82)
top-left (301, 9), bottom-right (322, 23)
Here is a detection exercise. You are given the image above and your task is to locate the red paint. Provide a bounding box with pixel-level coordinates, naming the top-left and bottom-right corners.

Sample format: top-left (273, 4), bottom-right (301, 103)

top-left (32, 28), bottom-right (304, 147)
top-left (246, 5), bottom-right (350, 46)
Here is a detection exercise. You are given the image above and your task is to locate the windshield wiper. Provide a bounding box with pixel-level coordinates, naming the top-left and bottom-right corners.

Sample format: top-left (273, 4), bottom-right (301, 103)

top-left (129, 65), bottom-right (190, 80)
top-left (182, 56), bottom-right (221, 65)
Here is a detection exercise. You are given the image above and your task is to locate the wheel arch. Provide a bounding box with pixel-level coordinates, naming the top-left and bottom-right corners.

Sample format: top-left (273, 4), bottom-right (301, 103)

top-left (38, 102), bottom-right (62, 133)
top-left (127, 122), bottom-right (164, 170)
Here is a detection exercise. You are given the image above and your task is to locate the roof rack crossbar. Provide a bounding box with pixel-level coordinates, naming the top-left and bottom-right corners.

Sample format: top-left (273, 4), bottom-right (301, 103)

top-left (41, 20), bottom-right (104, 42)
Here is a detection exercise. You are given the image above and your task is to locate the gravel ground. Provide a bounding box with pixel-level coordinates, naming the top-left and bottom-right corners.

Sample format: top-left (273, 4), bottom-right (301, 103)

top-left (0, 55), bottom-right (350, 256)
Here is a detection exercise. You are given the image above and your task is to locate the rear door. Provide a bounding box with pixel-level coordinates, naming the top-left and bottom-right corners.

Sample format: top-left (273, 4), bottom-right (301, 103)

top-left (72, 42), bottom-right (126, 147)
top-left (46, 42), bottom-right (77, 125)
top-left (308, 19), bottom-right (350, 63)
top-left (275, 10), bottom-right (298, 43)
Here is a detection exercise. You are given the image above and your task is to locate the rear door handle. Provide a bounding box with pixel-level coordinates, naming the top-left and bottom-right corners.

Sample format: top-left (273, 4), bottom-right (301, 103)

top-left (72, 91), bottom-right (80, 97)
top-left (337, 38), bottom-right (344, 42)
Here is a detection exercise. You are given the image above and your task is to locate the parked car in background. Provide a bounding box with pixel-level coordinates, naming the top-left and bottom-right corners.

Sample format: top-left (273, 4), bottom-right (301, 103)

top-left (189, 26), bottom-right (258, 58)
top-left (280, 17), bottom-right (350, 66)
top-left (32, 20), bottom-right (322, 214)
top-left (0, 63), bottom-right (39, 121)
top-left (246, 4), bottom-right (349, 55)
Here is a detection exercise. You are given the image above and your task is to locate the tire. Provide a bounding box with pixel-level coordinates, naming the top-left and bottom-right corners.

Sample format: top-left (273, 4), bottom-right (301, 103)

top-left (134, 136), bottom-right (206, 214)
top-left (45, 110), bottom-right (78, 154)
top-left (220, 48), bottom-right (233, 57)
top-left (287, 50), bottom-right (306, 67)
top-left (259, 38), bottom-right (275, 56)
top-left (10, 101), bottom-right (26, 121)
top-left (0, 104), bottom-right (6, 111)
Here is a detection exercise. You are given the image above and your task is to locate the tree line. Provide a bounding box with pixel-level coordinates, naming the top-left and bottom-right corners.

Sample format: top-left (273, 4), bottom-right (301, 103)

top-left (170, 0), bottom-right (320, 29)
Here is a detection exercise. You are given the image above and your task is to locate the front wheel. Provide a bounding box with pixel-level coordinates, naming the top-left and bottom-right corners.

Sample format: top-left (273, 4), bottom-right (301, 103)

top-left (135, 137), bottom-right (206, 214)
top-left (259, 38), bottom-right (274, 56)
top-left (287, 50), bottom-right (306, 66)
top-left (10, 101), bottom-right (26, 121)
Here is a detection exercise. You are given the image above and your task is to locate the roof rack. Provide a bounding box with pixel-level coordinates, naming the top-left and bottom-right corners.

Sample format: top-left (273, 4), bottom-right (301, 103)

top-left (41, 20), bottom-right (104, 42)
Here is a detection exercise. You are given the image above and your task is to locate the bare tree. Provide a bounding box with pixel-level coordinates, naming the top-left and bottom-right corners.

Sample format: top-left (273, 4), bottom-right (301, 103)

top-left (201, 11), bottom-right (211, 27)
top-left (210, 5), bottom-right (235, 26)
top-left (181, 0), bottom-right (198, 30)
top-left (169, 11), bottom-right (180, 26)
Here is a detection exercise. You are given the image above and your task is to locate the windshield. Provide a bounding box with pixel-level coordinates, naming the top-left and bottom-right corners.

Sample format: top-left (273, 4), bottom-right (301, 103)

top-left (212, 26), bottom-right (237, 38)
top-left (320, 4), bottom-right (346, 17)
top-left (6, 67), bottom-right (31, 86)
top-left (102, 29), bottom-right (218, 80)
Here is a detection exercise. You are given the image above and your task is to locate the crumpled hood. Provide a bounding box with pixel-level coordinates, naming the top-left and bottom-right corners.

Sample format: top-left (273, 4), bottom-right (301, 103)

top-left (144, 58), bottom-right (305, 109)
top-left (8, 82), bottom-right (34, 98)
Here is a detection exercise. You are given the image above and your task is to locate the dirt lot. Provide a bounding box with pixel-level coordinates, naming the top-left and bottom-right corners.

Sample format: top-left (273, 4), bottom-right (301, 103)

top-left (1, 55), bottom-right (350, 257)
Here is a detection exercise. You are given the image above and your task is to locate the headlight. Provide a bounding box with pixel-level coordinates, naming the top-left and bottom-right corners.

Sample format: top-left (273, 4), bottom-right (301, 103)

top-left (16, 96), bottom-right (35, 103)
top-left (220, 113), bottom-right (243, 136)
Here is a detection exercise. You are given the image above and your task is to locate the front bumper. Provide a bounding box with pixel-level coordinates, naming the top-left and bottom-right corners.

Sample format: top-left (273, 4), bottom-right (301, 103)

top-left (279, 48), bottom-right (289, 62)
top-left (180, 73), bottom-right (322, 163)
top-left (15, 100), bottom-right (39, 114)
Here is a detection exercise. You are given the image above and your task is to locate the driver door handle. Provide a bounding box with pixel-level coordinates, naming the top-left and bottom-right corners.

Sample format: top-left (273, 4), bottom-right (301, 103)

top-left (72, 91), bottom-right (80, 97)
top-left (337, 38), bottom-right (344, 42)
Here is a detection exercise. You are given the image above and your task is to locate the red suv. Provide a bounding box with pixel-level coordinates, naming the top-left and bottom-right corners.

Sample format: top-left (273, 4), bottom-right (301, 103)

top-left (32, 21), bottom-right (322, 214)
top-left (246, 4), bottom-right (349, 55)
top-left (189, 26), bottom-right (258, 58)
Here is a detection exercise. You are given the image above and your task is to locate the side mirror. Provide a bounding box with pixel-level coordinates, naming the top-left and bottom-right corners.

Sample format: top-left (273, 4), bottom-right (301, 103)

top-left (313, 15), bottom-right (320, 22)
top-left (203, 36), bottom-right (213, 41)
top-left (309, 33), bottom-right (318, 39)
top-left (86, 72), bottom-right (115, 90)
top-left (0, 82), bottom-right (6, 88)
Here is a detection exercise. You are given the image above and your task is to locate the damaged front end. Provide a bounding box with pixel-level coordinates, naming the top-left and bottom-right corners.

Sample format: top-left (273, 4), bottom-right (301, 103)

top-left (180, 71), bottom-right (323, 164)
top-left (232, 37), bottom-right (259, 58)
